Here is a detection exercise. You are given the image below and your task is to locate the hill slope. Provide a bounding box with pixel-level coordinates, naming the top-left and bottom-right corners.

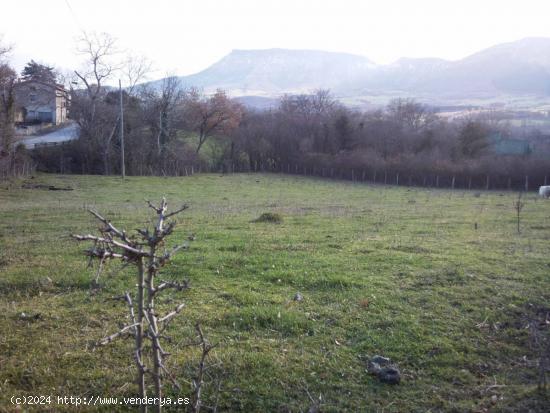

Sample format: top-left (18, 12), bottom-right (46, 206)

top-left (176, 48), bottom-right (376, 96)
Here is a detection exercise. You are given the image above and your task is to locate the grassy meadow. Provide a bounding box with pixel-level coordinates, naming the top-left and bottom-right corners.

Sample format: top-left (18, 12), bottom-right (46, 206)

top-left (0, 173), bottom-right (548, 412)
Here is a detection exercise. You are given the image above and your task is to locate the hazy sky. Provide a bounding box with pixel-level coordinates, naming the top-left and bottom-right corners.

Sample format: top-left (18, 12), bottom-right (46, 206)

top-left (3, 0), bottom-right (550, 81)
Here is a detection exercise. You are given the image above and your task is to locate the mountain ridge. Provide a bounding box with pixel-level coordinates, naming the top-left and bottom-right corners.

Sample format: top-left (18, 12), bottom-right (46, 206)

top-left (148, 38), bottom-right (550, 108)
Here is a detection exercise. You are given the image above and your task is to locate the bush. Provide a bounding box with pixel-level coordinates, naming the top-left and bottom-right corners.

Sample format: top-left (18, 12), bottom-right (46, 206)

top-left (253, 212), bottom-right (283, 223)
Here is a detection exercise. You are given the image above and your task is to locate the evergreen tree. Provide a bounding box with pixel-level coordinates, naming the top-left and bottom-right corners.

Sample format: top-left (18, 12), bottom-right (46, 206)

top-left (21, 60), bottom-right (57, 83)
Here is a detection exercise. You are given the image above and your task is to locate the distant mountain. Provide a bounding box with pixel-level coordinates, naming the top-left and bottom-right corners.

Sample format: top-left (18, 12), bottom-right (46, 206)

top-left (148, 38), bottom-right (550, 108)
top-left (354, 38), bottom-right (550, 99)
top-left (172, 48), bottom-right (376, 96)
top-left (432, 37), bottom-right (550, 96)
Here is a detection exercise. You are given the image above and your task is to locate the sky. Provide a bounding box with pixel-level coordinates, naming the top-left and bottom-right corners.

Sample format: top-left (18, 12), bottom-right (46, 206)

top-left (3, 0), bottom-right (550, 82)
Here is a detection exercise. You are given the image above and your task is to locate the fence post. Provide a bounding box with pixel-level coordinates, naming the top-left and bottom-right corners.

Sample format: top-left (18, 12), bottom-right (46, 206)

top-left (525, 175), bottom-right (529, 191)
top-left (373, 171), bottom-right (377, 183)
top-left (508, 177), bottom-right (511, 190)
top-left (451, 176), bottom-right (455, 190)
top-left (351, 169), bottom-right (355, 181)
top-left (362, 170), bottom-right (366, 181)
top-left (396, 173), bottom-right (399, 186)
top-left (436, 175), bottom-right (439, 187)
top-left (486, 175), bottom-right (490, 190)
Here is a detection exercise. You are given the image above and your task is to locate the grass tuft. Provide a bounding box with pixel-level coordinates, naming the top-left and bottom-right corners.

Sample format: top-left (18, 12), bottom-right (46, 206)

top-left (253, 212), bottom-right (283, 223)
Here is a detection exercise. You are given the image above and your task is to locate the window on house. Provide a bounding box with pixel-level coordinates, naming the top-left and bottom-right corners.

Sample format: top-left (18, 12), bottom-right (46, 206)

top-left (30, 93), bottom-right (36, 103)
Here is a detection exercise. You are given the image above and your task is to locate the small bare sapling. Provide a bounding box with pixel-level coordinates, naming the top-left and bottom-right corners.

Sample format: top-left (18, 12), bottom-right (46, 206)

top-left (72, 198), bottom-right (195, 413)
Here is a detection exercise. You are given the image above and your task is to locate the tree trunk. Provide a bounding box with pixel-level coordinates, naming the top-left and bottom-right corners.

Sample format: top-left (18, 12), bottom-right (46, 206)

top-left (103, 147), bottom-right (110, 175)
top-left (196, 132), bottom-right (206, 154)
top-left (137, 259), bottom-right (147, 412)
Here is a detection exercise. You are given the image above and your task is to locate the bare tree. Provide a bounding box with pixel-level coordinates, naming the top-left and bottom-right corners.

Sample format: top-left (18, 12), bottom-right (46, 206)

top-left (387, 98), bottom-right (434, 132)
top-left (69, 32), bottom-right (119, 173)
top-left (74, 32), bottom-right (120, 117)
top-left (141, 76), bottom-right (184, 156)
top-left (71, 32), bottom-right (151, 175)
top-left (310, 89), bottom-right (337, 116)
top-left (123, 54), bottom-right (152, 95)
top-left (73, 198), bottom-right (193, 413)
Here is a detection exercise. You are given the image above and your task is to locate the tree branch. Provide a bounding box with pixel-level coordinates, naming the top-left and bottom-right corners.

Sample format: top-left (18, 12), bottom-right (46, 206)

top-left (193, 323), bottom-right (215, 413)
top-left (165, 204), bottom-right (189, 219)
top-left (88, 209), bottom-right (131, 243)
top-left (98, 322), bottom-right (140, 346)
top-left (157, 303), bottom-right (186, 325)
top-left (154, 279), bottom-right (190, 294)
top-left (72, 234), bottom-right (146, 256)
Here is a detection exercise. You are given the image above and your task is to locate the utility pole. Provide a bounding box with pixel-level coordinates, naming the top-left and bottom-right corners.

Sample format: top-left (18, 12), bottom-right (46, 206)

top-left (119, 79), bottom-right (125, 179)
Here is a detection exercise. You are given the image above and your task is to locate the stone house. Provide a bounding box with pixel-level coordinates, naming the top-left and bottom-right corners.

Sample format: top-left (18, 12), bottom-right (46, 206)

top-left (13, 80), bottom-right (69, 125)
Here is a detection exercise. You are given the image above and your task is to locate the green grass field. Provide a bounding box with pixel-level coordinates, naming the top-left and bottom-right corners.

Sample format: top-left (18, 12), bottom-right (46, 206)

top-left (0, 173), bottom-right (548, 412)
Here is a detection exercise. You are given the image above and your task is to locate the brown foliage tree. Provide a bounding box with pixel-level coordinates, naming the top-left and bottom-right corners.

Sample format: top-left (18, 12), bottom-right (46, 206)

top-left (183, 89), bottom-right (243, 154)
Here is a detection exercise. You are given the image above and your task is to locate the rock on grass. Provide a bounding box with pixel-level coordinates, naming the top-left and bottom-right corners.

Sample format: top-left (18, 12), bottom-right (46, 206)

top-left (367, 355), bottom-right (401, 385)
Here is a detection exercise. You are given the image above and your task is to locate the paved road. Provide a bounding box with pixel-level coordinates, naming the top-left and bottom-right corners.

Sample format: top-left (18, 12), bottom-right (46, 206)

top-left (22, 123), bottom-right (80, 149)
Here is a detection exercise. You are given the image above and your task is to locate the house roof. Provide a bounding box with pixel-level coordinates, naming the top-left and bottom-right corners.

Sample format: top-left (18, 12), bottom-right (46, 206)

top-left (14, 79), bottom-right (68, 93)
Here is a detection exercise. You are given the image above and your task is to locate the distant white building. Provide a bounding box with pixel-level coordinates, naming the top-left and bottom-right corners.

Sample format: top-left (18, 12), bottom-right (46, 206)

top-left (13, 80), bottom-right (69, 125)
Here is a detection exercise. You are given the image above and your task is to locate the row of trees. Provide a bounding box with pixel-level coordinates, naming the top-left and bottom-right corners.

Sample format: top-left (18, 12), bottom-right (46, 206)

top-left (227, 92), bottom-right (550, 188)
top-left (35, 83), bottom-right (550, 187)
top-left (66, 81), bottom-right (244, 175)
top-left (61, 33), bottom-right (243, 175)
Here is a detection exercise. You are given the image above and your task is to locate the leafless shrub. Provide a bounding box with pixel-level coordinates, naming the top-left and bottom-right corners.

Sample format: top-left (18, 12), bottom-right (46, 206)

top-left (72, 198), bottom-right (213, 412)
